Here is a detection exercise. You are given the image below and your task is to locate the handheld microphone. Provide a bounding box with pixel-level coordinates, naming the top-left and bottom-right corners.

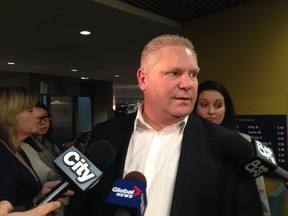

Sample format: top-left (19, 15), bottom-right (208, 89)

top-left (106, 171), bottom-right (147, 216)
top-left (221, 133), bottom-right (288, 180)
top-left (240, 138), bottom-right (288, 180)
top-left (33, 140), bottom-right (116, 207)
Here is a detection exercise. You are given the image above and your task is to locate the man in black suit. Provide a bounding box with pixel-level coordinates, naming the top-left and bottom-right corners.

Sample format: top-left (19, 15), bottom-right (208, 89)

top-left (66, 34), bottom-right (262, 215)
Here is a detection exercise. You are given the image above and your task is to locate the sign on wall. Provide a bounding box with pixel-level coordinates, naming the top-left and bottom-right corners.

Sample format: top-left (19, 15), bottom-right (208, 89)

top-left (237, 115), bottom-right (287, 179)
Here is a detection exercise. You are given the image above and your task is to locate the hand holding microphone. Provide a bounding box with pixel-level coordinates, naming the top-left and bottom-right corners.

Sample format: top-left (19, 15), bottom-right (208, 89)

top-left (32, 140), bottom-right (116, 208)
top-left (36, 180), bottom-right (74, 205)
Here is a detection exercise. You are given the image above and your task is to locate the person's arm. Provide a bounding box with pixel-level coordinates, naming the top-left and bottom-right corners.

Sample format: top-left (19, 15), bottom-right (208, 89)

top-left (0, 200), bottom-right (61, 216)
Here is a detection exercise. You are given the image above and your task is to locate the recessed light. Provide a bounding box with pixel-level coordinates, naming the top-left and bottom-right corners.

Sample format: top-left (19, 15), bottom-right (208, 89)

top-left (7, 62), bottom-right (15, 65)
top-left (81, 77), bottom-right (89, 80)
top-left (71, 69), bottom-right (78, 72)
top-left (80, 30), bottom-right (91, 35)
top-left (114, 74), bottom-right (120, 78)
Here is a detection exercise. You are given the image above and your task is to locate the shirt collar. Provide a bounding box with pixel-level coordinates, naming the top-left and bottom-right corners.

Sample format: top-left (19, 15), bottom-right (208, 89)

top-left (134, 103), bottom-right (188, 133)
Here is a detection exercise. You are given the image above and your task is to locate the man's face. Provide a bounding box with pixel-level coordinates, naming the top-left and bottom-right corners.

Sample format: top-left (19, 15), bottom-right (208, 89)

top-left (138, 45), bottom-right (200, 123)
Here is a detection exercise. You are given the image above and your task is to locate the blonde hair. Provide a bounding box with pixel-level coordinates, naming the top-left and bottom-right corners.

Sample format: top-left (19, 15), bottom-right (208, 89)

top-left (140, 34), bottom-right (197, 72)
top-left (0, 86), bottom-right (39, 152)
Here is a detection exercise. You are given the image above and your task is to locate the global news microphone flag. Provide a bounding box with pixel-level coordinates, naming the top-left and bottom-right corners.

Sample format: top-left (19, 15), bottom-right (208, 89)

top-left (106, 178), bottom-right (147, 216)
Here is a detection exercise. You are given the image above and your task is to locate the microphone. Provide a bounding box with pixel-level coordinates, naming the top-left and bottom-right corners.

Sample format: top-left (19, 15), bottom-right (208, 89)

top-left (221, 133), bottom-right (288, 180)
top-left (240, 138), bottom-right (288, 180)
top-left (106, 171), bottom-right (147, 216)
top-left (33, 140), bottom-right (116, 207)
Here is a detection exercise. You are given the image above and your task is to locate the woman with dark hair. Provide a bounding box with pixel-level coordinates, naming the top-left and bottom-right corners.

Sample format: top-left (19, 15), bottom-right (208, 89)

top-left (194, 80), bottom-right (238, 130)
top-left (23, 102), bottom-right (61, 169)
top-left (21, 102), bottom-right (72, 216)
top-left (194, 80), bottom-right (271, 216)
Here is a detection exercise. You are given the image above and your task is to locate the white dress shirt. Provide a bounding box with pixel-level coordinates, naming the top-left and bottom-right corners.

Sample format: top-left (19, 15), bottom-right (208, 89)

top-left (124, 105), bottom-right (187, 215)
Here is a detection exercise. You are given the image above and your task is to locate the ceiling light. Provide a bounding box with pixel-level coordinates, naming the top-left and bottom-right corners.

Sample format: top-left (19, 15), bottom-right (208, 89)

top-left (7, 62), bottom-right (15, 65)
top-left (71, 69), bottom-right (78, 72)
top-left (114, 74), bottom-right (120, 78)
top-left (80, 30), bottom-right (91, 35)
top-left (81, 77), bottom-right (89, 80)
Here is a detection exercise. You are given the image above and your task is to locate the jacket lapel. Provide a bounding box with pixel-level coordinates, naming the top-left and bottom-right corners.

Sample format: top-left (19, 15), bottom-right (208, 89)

top-left (170, 114), bottom-right (207, 216)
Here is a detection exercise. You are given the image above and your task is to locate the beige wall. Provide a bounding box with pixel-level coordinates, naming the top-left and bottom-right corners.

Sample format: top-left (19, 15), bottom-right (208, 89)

top-left (183, 0), bottom-right (288, 211)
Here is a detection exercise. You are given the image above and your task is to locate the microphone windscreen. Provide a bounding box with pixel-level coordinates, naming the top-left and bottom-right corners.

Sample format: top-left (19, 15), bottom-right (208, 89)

top-left (220, 133), bottom-right (254, 161)
top-left (124, 171), bottom-right (147, 188)
top-left (84, 140), bottom-right (116, 171)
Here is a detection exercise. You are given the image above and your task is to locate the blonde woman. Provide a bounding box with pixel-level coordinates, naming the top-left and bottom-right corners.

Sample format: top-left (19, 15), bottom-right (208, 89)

top-left (0, 86), bottom-right (73, 212)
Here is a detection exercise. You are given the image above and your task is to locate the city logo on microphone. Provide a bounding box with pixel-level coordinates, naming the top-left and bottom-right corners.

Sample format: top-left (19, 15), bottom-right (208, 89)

top-left (62, 150), bottom-right (96, 183)
top-left (112, 185), bottom-right (142, 198)
top-left (53, 146), bottom-right (104, 191)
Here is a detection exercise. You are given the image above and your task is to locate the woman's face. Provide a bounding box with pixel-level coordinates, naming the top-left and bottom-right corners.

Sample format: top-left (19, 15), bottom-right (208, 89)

top-left (33, 107), bottom-right (51, 136)
top-left (196, 90), bottom-right (226, 125)
top-left (17, 107), bottom-right (40, 140)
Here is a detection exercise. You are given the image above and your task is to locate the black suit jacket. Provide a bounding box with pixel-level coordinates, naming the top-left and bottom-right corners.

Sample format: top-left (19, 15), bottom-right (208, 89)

top-left (66, 113), bottom-right (263, 216)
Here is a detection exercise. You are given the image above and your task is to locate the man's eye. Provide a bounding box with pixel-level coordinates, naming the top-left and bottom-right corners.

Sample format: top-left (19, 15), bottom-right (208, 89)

top-left (169, 72), bottom-right (179, 76)
top-left (190, 72), bottom-right (198, 78)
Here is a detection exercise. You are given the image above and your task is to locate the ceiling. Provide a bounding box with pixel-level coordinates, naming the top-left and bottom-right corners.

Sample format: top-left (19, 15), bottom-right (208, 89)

top-left (0, 0), bottom-right (251, 103)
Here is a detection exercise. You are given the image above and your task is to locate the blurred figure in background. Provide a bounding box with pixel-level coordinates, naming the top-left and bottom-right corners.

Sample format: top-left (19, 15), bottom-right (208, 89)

top-left (193, 80), bottom-right (271, 216)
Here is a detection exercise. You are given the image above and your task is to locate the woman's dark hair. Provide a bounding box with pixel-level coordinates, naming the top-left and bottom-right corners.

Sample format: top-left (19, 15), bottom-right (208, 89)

top-left (24, 102), bottom-right (54, 152)
top-left (35, 102), bottom-right (53, 141)
top-left (194, 80), bottom-right (238, 130)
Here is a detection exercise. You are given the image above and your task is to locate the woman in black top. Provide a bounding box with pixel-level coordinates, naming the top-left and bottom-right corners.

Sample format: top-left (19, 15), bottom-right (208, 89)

top-left (0, 86), bottom-right (73, 211)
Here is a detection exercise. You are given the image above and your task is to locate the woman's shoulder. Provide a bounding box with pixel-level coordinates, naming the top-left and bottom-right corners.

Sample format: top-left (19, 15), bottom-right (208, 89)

top-left (21, 142), bottom-right (40, 159)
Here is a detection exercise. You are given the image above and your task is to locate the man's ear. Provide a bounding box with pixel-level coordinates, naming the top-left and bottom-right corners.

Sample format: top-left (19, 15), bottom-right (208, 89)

top-left (137, 69), bottom-right (146, 90)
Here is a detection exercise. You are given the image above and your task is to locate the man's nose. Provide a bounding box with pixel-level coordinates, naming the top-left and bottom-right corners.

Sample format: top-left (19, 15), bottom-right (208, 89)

top-left (179, 74), bottom-right (194, 90)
